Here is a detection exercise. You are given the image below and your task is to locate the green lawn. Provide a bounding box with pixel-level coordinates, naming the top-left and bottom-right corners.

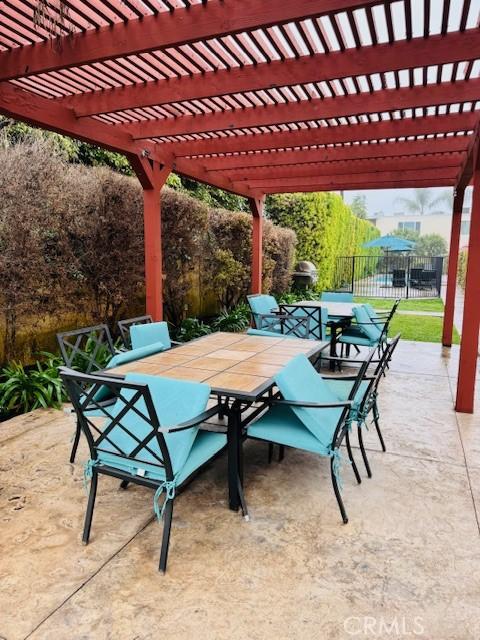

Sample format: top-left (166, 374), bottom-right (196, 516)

top-left (352, 296), bottom-right (460, 343)
top-left (353, 296), bottom-right (444, 312)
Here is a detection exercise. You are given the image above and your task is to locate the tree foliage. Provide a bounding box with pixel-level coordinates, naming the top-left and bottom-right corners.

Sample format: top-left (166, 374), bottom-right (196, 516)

top-left (266, 192), bottom-right (379, 291)
top-left (350, 194), bottom-right (368, 219)
top-left (394, 188), bottom-right (453, 215)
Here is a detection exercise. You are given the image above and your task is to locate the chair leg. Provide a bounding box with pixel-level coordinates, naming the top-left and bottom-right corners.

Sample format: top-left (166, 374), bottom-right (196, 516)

top-left (345, 431), bottom-right (361, 484)
top-left (357, 425), bottom-right (372, 478)
top-left (278, 445), bottom-right (285, 462)
top-left (346, 343), bottom-right (351, 357)
top-left (159, 498), bottom-right (174, 573)
top-left (330, 456), bottom-right (348, 524)
top-left (119, 480), bottom-right (129, 490)
top-left (218, 396), bottom-right (224, 421)
top-left (82, 471), bottom-right (98, 545)
top-left (70, 420), bottom-right (81, 464)
top-left (373, 403), bottom-right (386, 452)
top-left (353, 344), bottom-right (360, 354)
top-left (268, 442), bottom-right (274, 463)
top-left (237, 475), bottom-right (249, 521)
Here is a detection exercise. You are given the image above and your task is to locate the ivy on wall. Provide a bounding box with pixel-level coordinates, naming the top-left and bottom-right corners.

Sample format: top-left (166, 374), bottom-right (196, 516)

top-left (266, 192), bottom-right (380, 291)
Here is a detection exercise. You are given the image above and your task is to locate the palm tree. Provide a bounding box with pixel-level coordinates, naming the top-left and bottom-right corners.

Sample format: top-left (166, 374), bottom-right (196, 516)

top-left (394, 188), bottom-right (453, 215)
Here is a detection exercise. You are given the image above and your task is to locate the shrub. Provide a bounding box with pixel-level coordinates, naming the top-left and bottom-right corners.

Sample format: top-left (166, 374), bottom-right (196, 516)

top-left (0, 352), bottom-right (67, 417)
top-left (175, 318), bottom-right (212, 342)
top-left (266, 192), bottom-right (379, 291)
top-left (213, 305), bottom-right (250, 332)
top-left (457, 249), bottom-right (468, 288)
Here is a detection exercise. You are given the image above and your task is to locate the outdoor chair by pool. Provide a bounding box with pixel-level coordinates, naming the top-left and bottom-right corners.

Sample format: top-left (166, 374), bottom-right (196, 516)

top-left (117, 315), bottom-right (152, 349)
top-left (246, 353), bottom-right (369, 524)
top-left (60, 369), bottom-right (226, 573)
top-left (320, 291), bottom-right (354, 303)
top-left (324, 335), bottom-right (401, 478)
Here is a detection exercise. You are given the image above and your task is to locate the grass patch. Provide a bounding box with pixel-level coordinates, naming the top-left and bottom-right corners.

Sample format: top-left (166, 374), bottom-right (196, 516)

top-left (388, 314), bottom-right (460, 344)
top-left (354, 296), bottom-right (444, 312)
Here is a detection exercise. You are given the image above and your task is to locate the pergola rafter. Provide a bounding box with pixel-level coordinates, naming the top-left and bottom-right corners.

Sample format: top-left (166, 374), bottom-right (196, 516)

top-left (0, 0), bottom-right (479, 411)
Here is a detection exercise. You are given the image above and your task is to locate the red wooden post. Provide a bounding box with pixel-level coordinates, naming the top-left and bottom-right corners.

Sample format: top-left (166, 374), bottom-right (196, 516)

top-left (250, 196), bottom-right (265, 294)
top-left (456, 163), bottom-right (480, 413)
top-left (442, 188), bottom-right (464, 347)
top-left (131, 156), bottom-right (170, 321)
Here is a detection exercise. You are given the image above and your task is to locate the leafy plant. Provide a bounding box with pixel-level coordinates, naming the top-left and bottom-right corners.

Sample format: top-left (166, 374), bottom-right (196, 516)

top-left (70, 335), bottom-right (115, 372)
top-left (213, 304), bottom-right (250, 332)
top-left (0, 351), bottom-right (67, 416)
top-left (175, 318), bottom-right (212, 342)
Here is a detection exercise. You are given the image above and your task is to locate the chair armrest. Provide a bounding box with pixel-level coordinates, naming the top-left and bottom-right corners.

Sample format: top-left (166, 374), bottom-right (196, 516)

top-left (271, 399), bottom-right (352, 409)
top-left (171, 340), bottom-right (183, 346)
top-left (158, 404), bottom-right (221, 433)
top-left (114, 347), bottom-right (128, 353)
top-left (322, 375), bottom-right (375, 381)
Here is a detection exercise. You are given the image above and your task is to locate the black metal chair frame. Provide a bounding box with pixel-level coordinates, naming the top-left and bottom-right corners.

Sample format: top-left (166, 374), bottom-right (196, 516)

top-left (279, 304), bottom-right (326, 341)
top-left (60, 367), bottom-right (222, 573)
top-left (57, 324), bottom-right (117, 463)
top-left (244, 357), bottom-right (370, 524)
top-left (258, 312), bottom-right (310, 338)
top-left (117, 315), bottom-right (153, 349)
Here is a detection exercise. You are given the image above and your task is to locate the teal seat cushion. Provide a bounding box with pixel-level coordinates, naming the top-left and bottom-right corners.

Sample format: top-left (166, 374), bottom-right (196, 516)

top-left (131, 322), bottom-right (172, 351)
top-left (339, 333), bottom-right (377, 347)
top-left (95, 374), bottom-right (210, 478)
top-left (97, 430), bottom-right (226, 485)
top-left (274, 354), bottom-right (343, 450)
top-left (247, 328), bottom-right (298, 339)
top-left (321, 292), bottom-right (353, 302)
top-left (248, 404), bottom-right (329, 455)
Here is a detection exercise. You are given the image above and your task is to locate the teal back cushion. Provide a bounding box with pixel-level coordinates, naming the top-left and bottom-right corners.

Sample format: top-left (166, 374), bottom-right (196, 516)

top-left (274, 354), bottom-right (343, 451)
top-left (106, 342), bottom-right (166, 369)
top-left (321, 292), bottom-right (353, 302)
top-left (354, 306), bottom-right (382, 341)
top-left (131, 321), bottom-right (172, 350)
top-left (364, 303), bottom-right (383, 327)
top-left (248, 295), bottom-right (279, 323)
top-left (98, 374), bottom-right (210, 475)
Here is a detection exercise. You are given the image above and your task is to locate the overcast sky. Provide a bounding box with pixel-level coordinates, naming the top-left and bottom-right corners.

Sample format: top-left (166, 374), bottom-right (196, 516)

top-left (342, 187), bottom-right (456, 218)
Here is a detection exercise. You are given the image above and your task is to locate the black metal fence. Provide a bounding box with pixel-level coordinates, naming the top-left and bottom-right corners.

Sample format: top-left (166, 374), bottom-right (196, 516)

top-left (333, 255), bottom-right (444, 298)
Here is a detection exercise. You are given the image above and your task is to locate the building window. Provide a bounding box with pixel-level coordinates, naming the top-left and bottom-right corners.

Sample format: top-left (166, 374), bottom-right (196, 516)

top-left (398, 221), bottom-right (421, 233)
top-left (461, 221), bottom-right (470, 236)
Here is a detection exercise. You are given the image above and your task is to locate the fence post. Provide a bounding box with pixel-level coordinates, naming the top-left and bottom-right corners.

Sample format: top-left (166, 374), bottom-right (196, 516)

top-left (406, 255), bottom-right (410, 299)
top-left (351, 256), bottom-right (356, 294)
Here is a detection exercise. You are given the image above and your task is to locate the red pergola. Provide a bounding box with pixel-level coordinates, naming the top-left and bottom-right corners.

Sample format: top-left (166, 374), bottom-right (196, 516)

top-left (0, 0), bottom-right (479, 411)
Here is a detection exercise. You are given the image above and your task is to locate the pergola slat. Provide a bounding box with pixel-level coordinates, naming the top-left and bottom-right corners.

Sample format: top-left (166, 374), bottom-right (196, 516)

top-left (57, 29), bottom-right (480, 117)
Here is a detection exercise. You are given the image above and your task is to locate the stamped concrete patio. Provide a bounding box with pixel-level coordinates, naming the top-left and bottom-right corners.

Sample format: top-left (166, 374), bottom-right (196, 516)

top-left (1, 340), bottom-right (480, 640)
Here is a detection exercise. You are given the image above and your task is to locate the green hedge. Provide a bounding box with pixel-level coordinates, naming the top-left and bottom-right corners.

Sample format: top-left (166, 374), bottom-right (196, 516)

top-left (266, 192), bottom-right (379, 291)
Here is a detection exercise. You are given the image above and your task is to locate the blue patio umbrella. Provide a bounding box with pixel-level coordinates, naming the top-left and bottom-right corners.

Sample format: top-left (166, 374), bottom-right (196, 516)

top-left (363, 235), bottom-right (415, 252)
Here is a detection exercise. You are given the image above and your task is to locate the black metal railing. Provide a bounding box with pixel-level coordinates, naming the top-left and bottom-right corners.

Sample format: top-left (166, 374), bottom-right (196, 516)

top-left (333, 255), bottom-right (444, 298)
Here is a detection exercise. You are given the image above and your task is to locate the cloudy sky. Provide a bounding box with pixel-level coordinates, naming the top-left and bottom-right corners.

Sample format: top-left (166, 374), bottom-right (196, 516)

top-left (342, 187), bottom-right (456, 218)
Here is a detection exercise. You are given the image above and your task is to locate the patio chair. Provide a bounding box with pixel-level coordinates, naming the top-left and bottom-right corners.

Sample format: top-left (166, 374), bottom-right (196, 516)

top-left (60, 368), bottom-right (226, 573)
top-left (57, 324), bottom-right (116, 463)
top-left (117, 315), bottom-right (152, 349)
top-left (338, 301), bottom-right (398, 355)
top-left (246, 353), bottom-right (369, 524)
top-left (324, 335), bottom-right (401, 478)
top-left (130, 321), bottom-right (181, 352)
top-left (247, 294), bottom-right (280, 331)
top-left (320, 291), bottom-right (354, 303)
top-left (247, 313), bottom-right (310, 338)
top-left (279, 304), bottom-right (330, 341)
top-left (392, 269), bottom-right (406, 288)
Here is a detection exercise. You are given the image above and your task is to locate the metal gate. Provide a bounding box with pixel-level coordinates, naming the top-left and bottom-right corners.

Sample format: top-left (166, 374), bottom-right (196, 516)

top-left (333, 255), bottom-right (444, 298)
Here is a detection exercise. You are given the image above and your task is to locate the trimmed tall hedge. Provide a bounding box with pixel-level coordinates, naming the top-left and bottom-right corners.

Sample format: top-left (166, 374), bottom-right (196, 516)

top-left (266, 192), bottom-right (380, 291)
top-left (0, 140), bottom-right (296, 363)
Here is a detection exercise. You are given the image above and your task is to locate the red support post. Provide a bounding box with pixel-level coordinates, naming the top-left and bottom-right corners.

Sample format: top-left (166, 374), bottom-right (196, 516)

top-left (442, 188), bottom-right (465, 347)
top-left (249, 196), bottom-right (265, 294)
top-left (131, 155), bottom-right (170, 321)
top-left (456, 161), bottom-right (480, 413)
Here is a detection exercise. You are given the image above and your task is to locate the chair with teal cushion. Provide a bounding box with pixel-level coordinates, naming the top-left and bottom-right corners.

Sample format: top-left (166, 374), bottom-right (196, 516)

top-left (321, 292), bottom-right (354, 303)
top-left (130, 321), bottom-right (173, 351)
top-left (246, 311), bottom-right (310, 339)
top-left (247, 353), bottom-right (369, 523)
top-left (340, 300), bottom-right (399, 354)
top-left (280, 304), bottom-right (330, 341)
top-left (247, 294), bottom-right (280, 332)
top-left (324, 335), bottom-right (401, 477)
top-left (60, 368), bottom-right (226, 573)
top-left (117, 315), bottom-right (152, 349)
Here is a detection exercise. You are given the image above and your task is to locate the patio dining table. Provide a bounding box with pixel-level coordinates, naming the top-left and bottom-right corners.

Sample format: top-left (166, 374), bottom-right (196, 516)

top-left (106, 331), bottom-right (327, 511)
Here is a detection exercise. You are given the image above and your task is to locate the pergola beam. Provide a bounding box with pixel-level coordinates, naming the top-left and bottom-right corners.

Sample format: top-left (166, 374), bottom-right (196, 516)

top-left (172, 112), bottom-right (477, 157)
top-left (125, 79), bottom-right (480, 140)
top-left (249, 179), bottom-right (456, 194)
top-left (199, 138), bottom-right (471, 171)
top-left (60, 30), bottom-right (480, 117)
top-left (223, 154), bottom-right (465, 182)
top-left (0, 0), bottom-right (379, 82)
